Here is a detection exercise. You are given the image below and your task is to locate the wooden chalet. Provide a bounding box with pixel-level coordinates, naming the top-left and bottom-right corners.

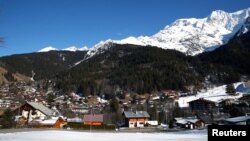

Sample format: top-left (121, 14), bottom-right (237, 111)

top-left (123, 111), bottom-right (150, 128)
top-left (174, 116), bottom-right (205, 129)
top-left (16, 102), bottom-right (55, 123)
top-left (188, 98), bottom-right (217, 111)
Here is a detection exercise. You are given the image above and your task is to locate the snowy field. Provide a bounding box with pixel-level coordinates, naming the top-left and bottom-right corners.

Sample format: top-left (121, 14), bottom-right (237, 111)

top-left (0, 129), bottom-right (207, 141)
top-left (178, 82), bottom-right (243, 107)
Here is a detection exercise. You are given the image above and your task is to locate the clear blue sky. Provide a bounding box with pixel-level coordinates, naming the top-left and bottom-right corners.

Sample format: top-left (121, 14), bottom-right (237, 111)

top-left (0, 0), bottom-right (249, 57)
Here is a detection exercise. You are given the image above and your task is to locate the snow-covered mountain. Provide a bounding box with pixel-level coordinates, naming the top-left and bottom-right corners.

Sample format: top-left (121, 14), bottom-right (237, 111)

top-left (38, 46), bottom-right (58, 52)
top-left (38, 46), bottom-right (89, 52)
top-left (85, 8), bottom-right (250, 58)
top-left (39, 8), bottom-right (250, 61)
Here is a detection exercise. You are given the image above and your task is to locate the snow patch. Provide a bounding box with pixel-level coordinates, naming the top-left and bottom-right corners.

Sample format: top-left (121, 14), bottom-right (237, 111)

top-left (177, 82), bottom-right (243, 108)
top-left (62, 46), bottom-right (89, 52)
top-left (38, 46), bottom-right (58, 52)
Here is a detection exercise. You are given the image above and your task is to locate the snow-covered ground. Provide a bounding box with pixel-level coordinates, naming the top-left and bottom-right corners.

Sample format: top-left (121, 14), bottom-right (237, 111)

top-left (0, 130), bottom-right (207, 141)
top-left (177, 83), bottom-right (243, 108)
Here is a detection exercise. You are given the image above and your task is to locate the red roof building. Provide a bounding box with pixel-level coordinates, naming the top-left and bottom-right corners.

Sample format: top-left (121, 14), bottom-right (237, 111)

top-left (83, 114), bottom-right (103, 126)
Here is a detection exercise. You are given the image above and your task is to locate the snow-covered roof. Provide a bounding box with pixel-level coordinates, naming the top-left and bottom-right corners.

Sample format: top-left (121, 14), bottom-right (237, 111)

top-left (27, 102), bottom-right (54, 116)
top-left (175, 116), bottom-right (200, 125)
top-left (123, 111), bottom-right (150, 118)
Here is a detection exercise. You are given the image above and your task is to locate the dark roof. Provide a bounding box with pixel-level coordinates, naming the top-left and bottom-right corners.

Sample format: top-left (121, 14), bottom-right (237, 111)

top-left (124, 111), bottom-right (150, 118)
top-left (27, 102), bottom-right (54, 116)
top-left (188, 98), bottom-right (216, 104)
top-left (198, 115), bottom-right (213, 124)
top-left (83, 114), bottom-right (103, 122)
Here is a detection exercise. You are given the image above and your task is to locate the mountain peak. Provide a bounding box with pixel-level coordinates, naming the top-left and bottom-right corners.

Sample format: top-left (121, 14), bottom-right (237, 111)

top-left (85, 8), bottom-right (250, 57)
top-left (208, 9), bottom-right (228, 19)
top-left (38, 46), bottom-right (58, 52)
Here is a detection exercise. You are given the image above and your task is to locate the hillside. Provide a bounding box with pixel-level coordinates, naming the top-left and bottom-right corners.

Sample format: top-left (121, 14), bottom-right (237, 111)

top-left (55, 19), bottom-right (250, 95)
top-left (0, 51), bottom-right (87, 81)
top-left (199, 18), bottom-right (250, 75)
top-left (55, 44), bottom-right (241, 95)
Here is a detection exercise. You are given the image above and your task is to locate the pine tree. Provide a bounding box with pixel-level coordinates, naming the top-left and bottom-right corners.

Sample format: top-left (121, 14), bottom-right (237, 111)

top-left (0, 108), bottom-right (15, 128)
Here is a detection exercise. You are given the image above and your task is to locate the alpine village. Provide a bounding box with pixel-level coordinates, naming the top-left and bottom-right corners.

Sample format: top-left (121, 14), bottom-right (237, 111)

top-left (0, 8), bottom-right (250, 132)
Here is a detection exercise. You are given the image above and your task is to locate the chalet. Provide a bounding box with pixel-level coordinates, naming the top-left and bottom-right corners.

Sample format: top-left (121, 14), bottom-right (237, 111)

top-left (123, 111), bottom-right (150, 128)
top-left (16, 102), bottom-right (55, 123)
top-left (188, 98), bottom-right (217, 111)
top-left (174, 116), bottom-right (205, 129)
top-left (29, 117), bottom-right (66, 128)
top-left (83, 114), bottom-right (103, 125)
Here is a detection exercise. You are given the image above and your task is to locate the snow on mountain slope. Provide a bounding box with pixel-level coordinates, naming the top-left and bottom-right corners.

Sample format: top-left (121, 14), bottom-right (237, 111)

top-left (74, 39), bottom-right (114, 66)
top-left (38, 46), bottom-right (58, 52)
top-left (38, 46), bottom-right (89, 52)
top-left (177, 82), bottom-right (243, 108)
top-left (119, 8), bottom-right (250, 55)
top-left (62, 46), bottom-right (89, 52)
top-left (237, 17), bottom-right (250, 36)
top-left (39, 8), bottom-right (250, 64)
top-left (84, 8), bottom-right (250, 59)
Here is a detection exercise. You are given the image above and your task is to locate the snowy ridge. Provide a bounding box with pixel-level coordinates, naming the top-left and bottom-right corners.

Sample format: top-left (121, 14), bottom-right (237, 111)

top-left (38, 8), bottom-right (250, 65)
top-left (84, 7), bottom-right (250, 59)
top-left (74, 39), bottom-right (115, 66)
top-left (38, 46), bottom-right (89, 52)
top-left (62, 46), bottom-right (89, 52)
top-left (38, 46), bottom-right (58, 52)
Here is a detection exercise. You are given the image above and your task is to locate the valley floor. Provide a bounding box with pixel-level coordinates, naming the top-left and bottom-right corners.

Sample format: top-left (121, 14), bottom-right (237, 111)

top-left (0, 129), bottom-right (207, 141)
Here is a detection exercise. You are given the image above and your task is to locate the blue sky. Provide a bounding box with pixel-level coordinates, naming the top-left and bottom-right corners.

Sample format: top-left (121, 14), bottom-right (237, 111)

top-left (0, 0), bottom-right (249, 57)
